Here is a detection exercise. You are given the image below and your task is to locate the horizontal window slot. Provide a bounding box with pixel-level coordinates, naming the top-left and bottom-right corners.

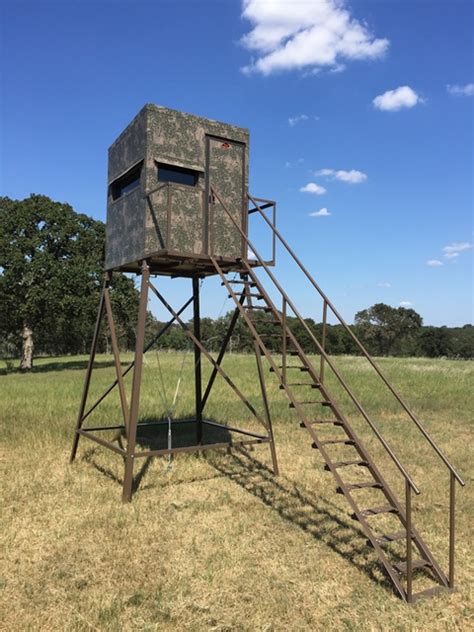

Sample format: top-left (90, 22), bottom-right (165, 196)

top-left (156, 162), bottom-right (199, 187)
top-left (110, 162), bottom-right (142, 200)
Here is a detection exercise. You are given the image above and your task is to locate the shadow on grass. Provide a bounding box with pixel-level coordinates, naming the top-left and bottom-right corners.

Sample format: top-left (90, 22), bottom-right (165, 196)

top-left (0, 358), bottom-right (126, 375)
top-left (81, 422), bottom-right (397, 595)
top-left (206, 448), bottom-right (398, 596)
top-left (82, 416), bottom-right (233, 494)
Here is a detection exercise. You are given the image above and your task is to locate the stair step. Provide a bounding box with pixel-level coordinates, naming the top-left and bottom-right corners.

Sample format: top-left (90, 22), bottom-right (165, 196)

top-left (291, 400), bottom-right (331, 407)
top-left (354, 505), bottom-right (398, 518)
top-left (337, 482), bottom-right (381, 494)
top-left (229, 293), bottom-right (263, 300)
top-left (282, 383), bottom-right (319, 389)
top-left (412, 586), bottom-right (448, 602)
top-left (245, 305), bottom-right (273, 312)
top-left (327, 460), bottom-right (368, 469)
top-left (224, 280), bottom-right (256, 287)
top-left (374, 531), bottom-right (410, 545)
top-left (301, 420), bottom-right (343, 428)
top-left (394, 559), bottom-right (432, 574)
top-left (312, 439), bottom-right (355, 448)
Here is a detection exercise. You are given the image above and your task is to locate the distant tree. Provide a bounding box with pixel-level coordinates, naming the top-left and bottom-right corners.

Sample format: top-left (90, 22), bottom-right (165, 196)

top-left (354, 303), bottom-right (423, 356)
top-left (448, 324), bottom-right (474, 359)
top-left (418, 326), bottom-right (452, 358)
top-left (0, 194), bottom-right (139, 369)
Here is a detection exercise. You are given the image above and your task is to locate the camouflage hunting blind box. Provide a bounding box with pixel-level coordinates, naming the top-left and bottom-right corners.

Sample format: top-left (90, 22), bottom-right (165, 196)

top-left (106, 104), bottom-right (250, 275)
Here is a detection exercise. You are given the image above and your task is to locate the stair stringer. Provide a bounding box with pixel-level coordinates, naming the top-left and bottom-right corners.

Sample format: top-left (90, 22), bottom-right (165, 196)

top-left (212, 257), bottom-right (448, 601)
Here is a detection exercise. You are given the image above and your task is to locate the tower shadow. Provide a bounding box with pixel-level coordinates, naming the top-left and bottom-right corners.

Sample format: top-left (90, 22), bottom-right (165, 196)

top-left (207, 447), bottom-right (396, 594)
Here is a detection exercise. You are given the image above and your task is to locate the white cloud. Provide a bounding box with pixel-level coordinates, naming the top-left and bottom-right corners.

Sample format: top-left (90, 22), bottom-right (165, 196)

top-left (315, 168), bottom-right (367, 183)
top-left (309, 207), bottom-right (331, 217)
top-left (447, 83), bottom-right (474, 97)
top-left (443, 242), bottom-right (472, 257)
top-left (285, 158), bottom-right (304, 168)
top-left (300, 182), bottom-right (327, 195)
top-left (240, 0), bottom-right (389, 76)
top-left (399, 301), bottom-right (413, 307)
top-left (373, 86), bottom-right (421, 111)
top-left (426, 259), bottom-right (443, 267)
top-left (288, 114), bottom-right (309, 126)
top-left (377, 281), bottom-right (391, 287)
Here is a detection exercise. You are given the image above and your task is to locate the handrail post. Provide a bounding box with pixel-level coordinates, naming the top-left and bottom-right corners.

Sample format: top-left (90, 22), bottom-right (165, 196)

top-left (449, 471), bottom-right (456, 588)
top-left (320, 299), bottom-right (327, 384)
top-left (406, 480), bottom-right (413, 603)
top-left (282, 297), bottom-right (287, 387)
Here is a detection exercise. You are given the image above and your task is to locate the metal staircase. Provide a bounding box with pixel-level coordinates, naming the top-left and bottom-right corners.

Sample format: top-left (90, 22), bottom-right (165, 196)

top-left (209, 187), bottom-right (465, 603)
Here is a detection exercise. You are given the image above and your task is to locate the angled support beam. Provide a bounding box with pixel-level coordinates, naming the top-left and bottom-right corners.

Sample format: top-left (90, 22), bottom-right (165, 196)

top-left (80, 295), bottom-right (194, 426)
top-left (103, 276), bottom-right (129, 437)
top-left (70, 276), bottom-right (107, 462)
top-left (148, 280), bottom-right (269, 431)
top-left (122, 260), bottom-right (150, 502)
top-left (200, 290), bottom-right (246, 413)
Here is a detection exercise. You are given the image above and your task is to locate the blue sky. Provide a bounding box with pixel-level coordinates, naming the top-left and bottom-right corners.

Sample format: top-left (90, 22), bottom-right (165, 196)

top-left (1, 0), bottom-right (473, 326)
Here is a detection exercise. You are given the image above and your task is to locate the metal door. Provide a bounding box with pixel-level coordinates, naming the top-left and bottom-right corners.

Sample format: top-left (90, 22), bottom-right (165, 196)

top-left (205, 136), bottom-right (245, 259)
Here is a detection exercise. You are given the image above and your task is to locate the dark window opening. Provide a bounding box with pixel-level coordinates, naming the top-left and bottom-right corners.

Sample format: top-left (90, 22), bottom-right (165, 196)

top-left (110, 162), bottom-right (142, 200)
top-left (156, 162), bottom-right (199, 186)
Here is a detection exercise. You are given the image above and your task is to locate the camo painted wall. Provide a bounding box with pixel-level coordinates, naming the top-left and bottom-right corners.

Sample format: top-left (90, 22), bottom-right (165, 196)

top-left (208, 137), bottom-right (245, 258)
top-left (105, 104), bottom-right (249, 270)
top-left (105, 108), bottom-right (148, 270)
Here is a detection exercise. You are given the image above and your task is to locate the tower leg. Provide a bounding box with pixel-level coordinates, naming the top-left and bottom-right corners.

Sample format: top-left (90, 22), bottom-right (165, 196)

top-left (122, 261), bottom-right (150, 502)
top-left (253, 328), bottom-right (279, 475)
top-left (70, 277), bottom-right (107, 463)
top-left (193, 277), bottom-right (203, 444)
top-left (243, 273), bottom-right (279, 475)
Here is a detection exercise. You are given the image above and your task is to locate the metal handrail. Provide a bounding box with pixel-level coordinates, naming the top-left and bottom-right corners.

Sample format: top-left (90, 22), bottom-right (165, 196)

top-left (249, 192), bottom-right (465, 488)
top-left (212, 186), bottom-right (420, 493)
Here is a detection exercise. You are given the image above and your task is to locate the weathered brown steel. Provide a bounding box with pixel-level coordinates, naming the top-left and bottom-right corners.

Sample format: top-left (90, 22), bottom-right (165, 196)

top-left (406, 480), bottom-right (413, 603)
top-left (243, 274), bottom-right (279, 475)
top-left (449, 472), bottom-right (456, 588)
top-left (80, 296), bottom-right (194, 424)
top-left (104, 280), bottom-right (129, 436)
top-left (192, 277), bottom-right (203, 444)
top-left (77, 429), bottom-right (127, 456)
top-left (70, 276), bottom-right (107, 462)
top-left (122, 260), bottom-right (150, 502)
top-left (320, 300), bottom-right (327, 385)
top-left (200, 291), bottom-right (247, 412)
top-left (282, 297), bottom-right (287, 387)
top-left (148, 279), bottom-right (270, 432)
top-left (133, 437), bottom-right (268, 459)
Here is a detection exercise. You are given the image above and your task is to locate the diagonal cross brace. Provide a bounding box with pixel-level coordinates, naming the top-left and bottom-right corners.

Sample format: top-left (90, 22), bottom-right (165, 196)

top-left (148, 279), bottom-right (270, 432)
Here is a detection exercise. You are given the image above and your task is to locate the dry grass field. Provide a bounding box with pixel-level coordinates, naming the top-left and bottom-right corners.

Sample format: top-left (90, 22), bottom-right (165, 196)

top-left (1, 352), bottom-right (473, 631)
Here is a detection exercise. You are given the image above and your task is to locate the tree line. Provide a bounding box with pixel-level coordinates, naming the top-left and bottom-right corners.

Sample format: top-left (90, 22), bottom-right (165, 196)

top-left (145, 309), bottom-right (473, 359)
top-left (1, 195), bottom-right (472, 368)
